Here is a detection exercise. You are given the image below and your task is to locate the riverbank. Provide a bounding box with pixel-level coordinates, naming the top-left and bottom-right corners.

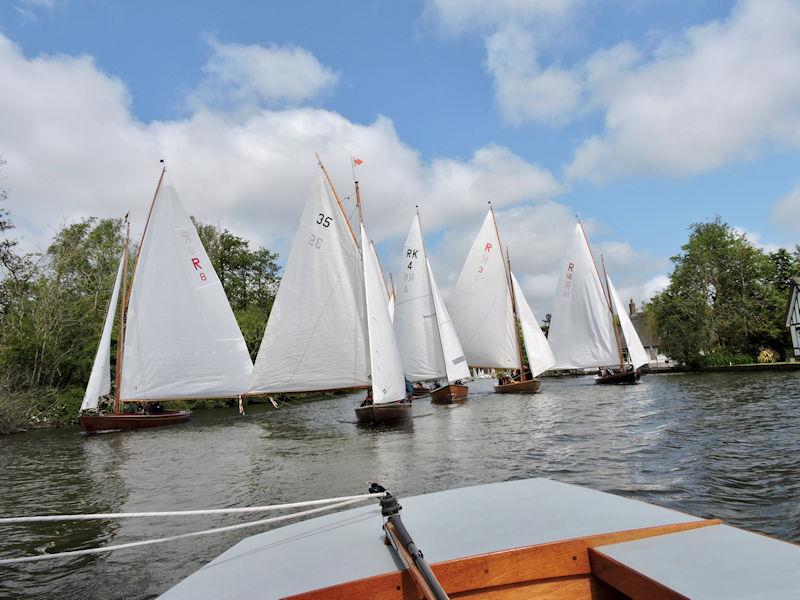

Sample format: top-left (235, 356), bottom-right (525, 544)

top-left (645, 361), bottom-right (800, 374)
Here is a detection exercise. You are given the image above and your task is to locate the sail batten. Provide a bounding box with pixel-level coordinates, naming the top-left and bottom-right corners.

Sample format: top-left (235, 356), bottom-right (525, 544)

top-left (120, 179), bottom-right (253, 401)
top-left (510, 272), bottom-right (556, 378)
top-left (449, 210), bottom-right (519, 369)
top-left (250, 173), bottom-right (370, 393)
top-left (81, 252), bottom-right (126, 411)
top-left (548, 223), bottom-right (619, 369)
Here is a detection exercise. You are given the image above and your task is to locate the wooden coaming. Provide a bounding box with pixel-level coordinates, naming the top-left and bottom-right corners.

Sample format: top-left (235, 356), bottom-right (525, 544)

top-left (285, 519), bottom-right (720, 600)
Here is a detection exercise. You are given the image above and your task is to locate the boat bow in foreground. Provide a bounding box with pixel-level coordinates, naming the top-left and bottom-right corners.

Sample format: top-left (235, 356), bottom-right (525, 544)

top-left (158, 477), bottom-right (800, 599)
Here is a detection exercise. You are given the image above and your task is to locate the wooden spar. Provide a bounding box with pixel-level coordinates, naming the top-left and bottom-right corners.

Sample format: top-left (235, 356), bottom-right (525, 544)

top-left (488, 203), bottom-right (526, 380)
top-left (601, 254), bottom-right (626, 371)
top-left (417, 206), bottom-right (449, 383)
top-left (315, 154), bottom-right (357, 245)
top-left (113, 215), bottom-right (130, 414)
top-left (354, 179), bottom-right (365, 225)
top-left (505, 247), bottom-right (527, 381)
top-left (389, 272), bottom-right (395, 299)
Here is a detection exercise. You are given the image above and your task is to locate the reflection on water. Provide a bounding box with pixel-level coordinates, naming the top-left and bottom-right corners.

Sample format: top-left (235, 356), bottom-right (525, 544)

top-left (2, 371), bottom-right (800, 599)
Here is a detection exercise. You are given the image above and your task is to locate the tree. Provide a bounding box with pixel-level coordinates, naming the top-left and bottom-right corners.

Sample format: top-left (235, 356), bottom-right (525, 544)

top-left (648, 217), bottom-right (789, 366)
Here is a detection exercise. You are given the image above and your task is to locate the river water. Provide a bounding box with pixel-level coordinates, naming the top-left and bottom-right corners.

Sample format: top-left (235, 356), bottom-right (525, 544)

top-left (1, 371), bottom-right (799, 599)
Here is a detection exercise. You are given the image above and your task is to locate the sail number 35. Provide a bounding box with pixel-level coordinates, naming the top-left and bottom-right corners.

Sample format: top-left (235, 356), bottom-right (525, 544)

top-left (309, 213), bottom-right (332, 249)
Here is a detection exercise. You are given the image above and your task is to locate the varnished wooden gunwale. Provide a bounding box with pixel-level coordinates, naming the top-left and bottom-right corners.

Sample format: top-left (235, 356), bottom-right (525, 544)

top-left (493, 378), bottom-right (541, 394)
top-left (430, 384), bottom-right (469, 404)
top-left (284, 519), bottom-right (720, 600)
top-left (589, 548), bottom-right (689, 600)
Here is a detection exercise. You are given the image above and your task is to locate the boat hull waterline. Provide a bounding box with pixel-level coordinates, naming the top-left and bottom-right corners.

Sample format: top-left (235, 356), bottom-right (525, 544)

top-left (354, 401), bottom-right (412, 424)
top-left (79, 410), bottom-right (192, 433)
top-left (595, 370), bottom-right (640, 385)
top-left (493, 378), bottom-right (541, 394)
top-left (429, 383), bottom-right (468, 404)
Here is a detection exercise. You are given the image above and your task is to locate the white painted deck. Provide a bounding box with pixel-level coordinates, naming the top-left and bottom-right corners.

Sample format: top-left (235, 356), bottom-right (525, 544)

top-left (158, 478), bottom-right (702, 599)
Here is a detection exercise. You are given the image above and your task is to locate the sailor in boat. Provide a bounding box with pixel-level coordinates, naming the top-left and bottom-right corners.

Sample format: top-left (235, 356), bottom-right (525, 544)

top-left (360, 388), bottom-right (374, 407)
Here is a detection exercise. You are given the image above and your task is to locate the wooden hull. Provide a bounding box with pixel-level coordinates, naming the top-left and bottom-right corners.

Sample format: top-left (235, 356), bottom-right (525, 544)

top-left (493, 378), bottom-right (541, 394)
top-left (429, 383), bottom-right (468, 404)
top-left (411, 384), bottom-right (432, 398)
top-left (595, 370), bottom-right (640, 385)
top-left (79, 410), bottom-right (191, 433)
top-left (354, 401), bottom-right (411, 425)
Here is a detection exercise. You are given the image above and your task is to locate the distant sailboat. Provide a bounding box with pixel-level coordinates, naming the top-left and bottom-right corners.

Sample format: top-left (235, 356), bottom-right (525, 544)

top-left (547, 222), bottom-right (647, 384)
top-left (79, 167), bottom-right (254, 432)
top-left (449, 206), bottom-right (555, 393)
top-left (394, 209), bottom-right (470, 404)
top-left (249, 159), bottom-right (410, 423)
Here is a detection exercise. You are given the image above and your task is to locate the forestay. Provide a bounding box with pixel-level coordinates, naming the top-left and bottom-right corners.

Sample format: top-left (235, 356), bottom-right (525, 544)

top-left (428, 259), bottom-right (470, 383)
top-left (121, 179), bottom-right (253, 401)
top-left (608, 277), bottom-right (649, 369)
top-left (81, 252), bottom-right (125, 410)
top-left (250, 174), bottom-right (370, 393)
top-left (547, 223), bottom-right (618, 369)
top-left (510, 272), bottom-right (555, 378)
top-left (393, 215), bottom-right (446, 382)
top-left (449, 210), bottom-right (519, 368)
top-left (360, 223), bottom-right (406, 404)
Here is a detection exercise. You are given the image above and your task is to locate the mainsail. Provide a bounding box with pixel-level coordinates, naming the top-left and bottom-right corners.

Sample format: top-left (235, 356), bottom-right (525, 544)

top-left (510, 272), bottom-right (555, 377)
top-left (393, 215), bottom-right (446, 382)
top-left (81, 252), bottom-right (125, 411)
top-left (121, 178), bottom-right (253, 400)
top-left (607, 277), bottom-right (649, 369)
top-left (360, 222), bottom-right (406, 404)
top-left (548, 223), bottom-right (618, 369)
top-left (449, 210), bottom-right (519, 368)
top-left (250, 173), bottom-right (370, 393)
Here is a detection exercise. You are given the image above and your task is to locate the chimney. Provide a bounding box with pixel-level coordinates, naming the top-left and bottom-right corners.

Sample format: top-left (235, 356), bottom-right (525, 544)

top-left (629, 298), bottom-right (636, 316)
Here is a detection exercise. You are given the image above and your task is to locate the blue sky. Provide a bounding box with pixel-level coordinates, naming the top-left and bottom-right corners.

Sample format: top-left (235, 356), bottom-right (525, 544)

top-left (1, 0), bottom-right (799, 312)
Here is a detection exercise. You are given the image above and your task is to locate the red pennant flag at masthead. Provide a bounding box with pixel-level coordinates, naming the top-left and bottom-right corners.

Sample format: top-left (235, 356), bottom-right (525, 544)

top-left (352, 157), bottom-right (364, 166)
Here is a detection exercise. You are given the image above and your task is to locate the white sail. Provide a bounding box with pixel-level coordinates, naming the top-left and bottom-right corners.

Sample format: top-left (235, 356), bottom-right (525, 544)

top-left (510, 272), bottom-right (555, 378)
top-left (360, 222), bottom-right (406, 404)
top-left (250, 173), bottom-right (370, 393)
top-left (393, 215), bottom-right (446, 382)
top-left (387, 294), bottom-right (395, 323)
top-left (608, 277), bottom-right (649, 369)
top-left (369, 240), bottom-right (394, 324)
top-left (81, 252), bottom-right (125, 411)
top-left (428, 259), bottom-right (470, 383)
top-left (121, 179), bottom-right (253, 401)
top-left (449, 210), bottom-right (519, 368)
top-left (548, 223), bottom-right (618, 369)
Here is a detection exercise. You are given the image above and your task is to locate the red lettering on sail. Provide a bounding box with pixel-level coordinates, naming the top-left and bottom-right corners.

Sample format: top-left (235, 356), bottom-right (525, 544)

top-left (484, 242), bottom-right (493, 252)
top-left (191, 258), bottom-right (202, 270)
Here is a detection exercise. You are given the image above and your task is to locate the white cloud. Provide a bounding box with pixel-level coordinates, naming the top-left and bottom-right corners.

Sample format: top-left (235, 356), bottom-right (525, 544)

top-left (190, 38), bottom-right (339, 111)
top-left (732, 225), bottom-right (781, 253)
top-left (424, 0), bottom-right (578, 35)
top-left (771, 185), bottom-right (800, 233)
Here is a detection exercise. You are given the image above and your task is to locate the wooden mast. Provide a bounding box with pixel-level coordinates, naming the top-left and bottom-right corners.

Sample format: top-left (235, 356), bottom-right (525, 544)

top-left (113, 214), bottom-right (130, 414)
top-left (488, 203), bottom-right (526, 381)
top-left (315, 154), bottom-right (357, 245)
top-left (116, 163), bottom-right (166, 408)
top-left (601, 254), bottom-right (626, 371)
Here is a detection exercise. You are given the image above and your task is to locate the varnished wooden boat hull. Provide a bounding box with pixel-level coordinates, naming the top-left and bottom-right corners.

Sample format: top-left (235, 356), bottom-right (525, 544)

top-left (354, 401), bottom-right (411, 424)
top-left (79, 410), bottom-right (192, 433)
top-left (595, 370), bottom-right (640, 385)
top-left (429, 383), bottom-right (468, 404)
top-left (411, 385), bottom-right (432, 398)
top-left (493, 378), bottom-right (541, 394)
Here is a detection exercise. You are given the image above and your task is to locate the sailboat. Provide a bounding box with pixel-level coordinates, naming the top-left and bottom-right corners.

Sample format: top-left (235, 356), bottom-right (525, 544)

top-left (394, 208), bottom-right (471, 404)
top-left (449, 206), bottom-right (555, 394)
top-left (79, 167), bottom-right (254, 433)
top-left (547, 222), bottom-right (648, 384)
top-left (249, 159), bottom-right (410, 424)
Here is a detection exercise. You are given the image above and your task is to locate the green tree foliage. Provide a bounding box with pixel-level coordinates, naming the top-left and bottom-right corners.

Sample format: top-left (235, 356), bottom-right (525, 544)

top-left (647, 218), bottom-right (794, 367)
top-left (193, 219), bottom-right (280, 357)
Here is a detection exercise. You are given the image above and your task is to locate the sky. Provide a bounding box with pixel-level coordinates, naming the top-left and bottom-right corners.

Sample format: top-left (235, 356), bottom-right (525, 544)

top-left (0, 0), bottom-right (799, 315)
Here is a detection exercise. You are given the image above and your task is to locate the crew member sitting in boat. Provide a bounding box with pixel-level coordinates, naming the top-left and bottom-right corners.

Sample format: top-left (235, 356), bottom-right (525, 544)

top-left (360, 388), bottom-right (374, 407)
top-left (405, 378), bottom-right (414, 401)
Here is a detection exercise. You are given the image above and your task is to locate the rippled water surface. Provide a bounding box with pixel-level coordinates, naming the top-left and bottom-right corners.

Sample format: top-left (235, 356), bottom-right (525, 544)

top-left (2, 371), bottom-right (800, 599)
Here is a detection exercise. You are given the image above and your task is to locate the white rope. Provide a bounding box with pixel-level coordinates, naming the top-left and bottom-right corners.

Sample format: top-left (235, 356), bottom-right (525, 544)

top-left (0, 492), bottom-right (385, 524)
top-left (0, 496), bottom-right (369, 565)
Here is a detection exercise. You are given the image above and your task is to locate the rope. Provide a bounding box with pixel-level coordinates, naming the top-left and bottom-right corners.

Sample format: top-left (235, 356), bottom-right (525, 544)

top-left (0, 492), bottom-right (386, 524)
top-left (0, 496), bottom-right (373, 565)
